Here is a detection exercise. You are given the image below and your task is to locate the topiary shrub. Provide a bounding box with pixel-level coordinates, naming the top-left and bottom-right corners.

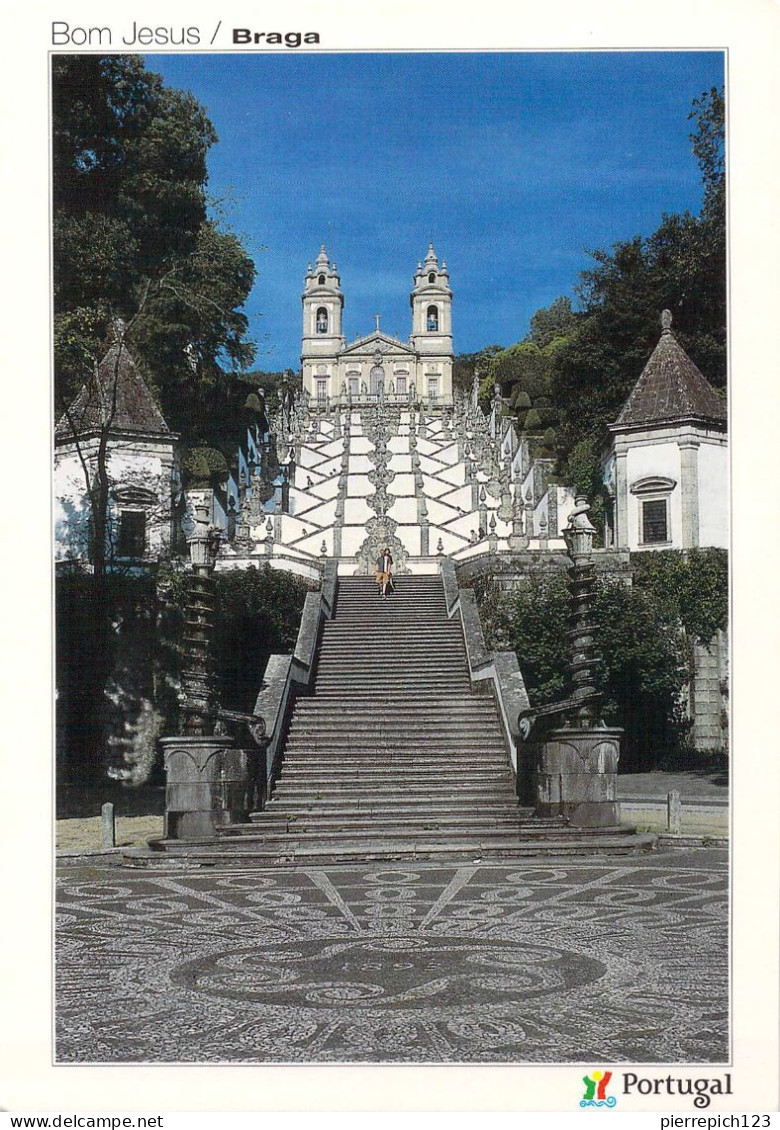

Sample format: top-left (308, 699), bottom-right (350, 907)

top-left (183, 446), bottom-right (229, 487)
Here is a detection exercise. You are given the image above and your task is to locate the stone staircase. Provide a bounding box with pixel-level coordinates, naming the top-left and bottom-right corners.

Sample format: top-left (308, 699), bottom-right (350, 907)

top-left (139, 574), bottom-right (654, 865)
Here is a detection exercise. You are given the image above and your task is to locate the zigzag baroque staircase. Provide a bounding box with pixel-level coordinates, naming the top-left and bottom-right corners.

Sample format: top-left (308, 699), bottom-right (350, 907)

top-left (145, 574), bottom-right (654, 865)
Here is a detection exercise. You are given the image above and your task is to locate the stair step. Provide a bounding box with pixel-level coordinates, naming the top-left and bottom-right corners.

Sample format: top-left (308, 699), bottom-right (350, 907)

top-left (280, 752), bottom-right (508, 763)
top-left (127, 834), bottom-right (658, 867)
top-left (277, 770), bottom-right (510, 784)
top-left (285, 724), bottom-right (505, 737)
top-left (233, 814), bottom-right (533, 833)
top-left (311, 679), bottom-right (472, 686)
top-left (146, 829), bottom-right (655, 855)
top-left (256, 800), bottom-right (525, 817)
top-left (281, 745), bottom-right (508, 756)
top-left (291, 702), bottom-right (497, 713)
top-left (272, 785), bottom-right (516, 800)
top-left (320, 649), bottom-right (460, 656)
top-left (288, 713), bottom-right (501, 723)
top-left (217, 827), bottom-right (589, 846)
top-left (298, 696), bottom-right (488, 705)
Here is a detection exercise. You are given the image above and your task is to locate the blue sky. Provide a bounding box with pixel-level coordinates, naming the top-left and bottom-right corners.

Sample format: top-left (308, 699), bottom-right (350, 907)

top-left (148, 52), bottom-right (724, 371)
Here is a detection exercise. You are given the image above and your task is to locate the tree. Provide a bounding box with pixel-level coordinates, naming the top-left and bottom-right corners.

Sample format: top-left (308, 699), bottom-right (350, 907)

top-left (52, 55), bottom-right (256, 427)
top-left (528, 296), bottom-right (577, 349)
top-left (547, 87), bottom-right (726, 495)
top-left (53, 57), bottom-right (257, 787)
top-left (452, 345), bottom-right (504, 396)
top-left (483, 342), bottom-right (551, 402)
top-left (473, 569), bottom-right (691, 770)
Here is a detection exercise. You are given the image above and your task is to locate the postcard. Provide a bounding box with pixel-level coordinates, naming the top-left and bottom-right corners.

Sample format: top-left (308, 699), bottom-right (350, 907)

top-left (1, 0), bottom-right (778, 1117)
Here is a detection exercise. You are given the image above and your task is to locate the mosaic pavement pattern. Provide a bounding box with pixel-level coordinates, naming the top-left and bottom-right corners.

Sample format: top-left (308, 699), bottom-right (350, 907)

top-left (56, 851), bottom-right (728, 1063)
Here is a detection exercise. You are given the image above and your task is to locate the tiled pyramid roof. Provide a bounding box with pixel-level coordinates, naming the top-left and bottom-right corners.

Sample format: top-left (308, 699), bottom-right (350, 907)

top-left (55, 328), bottom-right (170, 442)
top-left (613, 311), bottom-right (726, 430)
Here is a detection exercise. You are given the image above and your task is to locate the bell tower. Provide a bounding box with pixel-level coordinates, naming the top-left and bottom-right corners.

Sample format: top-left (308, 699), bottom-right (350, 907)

top-left (410, 244), bottom-right (453, 403)
top-left (301, 246), bottom-right (345, 400)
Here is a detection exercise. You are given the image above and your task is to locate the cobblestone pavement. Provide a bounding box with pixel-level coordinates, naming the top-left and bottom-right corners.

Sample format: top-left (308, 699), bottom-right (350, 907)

top-left (56, 849), bottom-right (728, 1064)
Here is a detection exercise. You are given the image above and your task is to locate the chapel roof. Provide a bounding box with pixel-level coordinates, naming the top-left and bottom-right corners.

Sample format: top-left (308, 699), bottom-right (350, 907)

top-left (612, 311), bottom-right (727, 431)
top-left (341, 330), bottom-right (415, 357)
top-left (55, 327), bottom-right (170, 442)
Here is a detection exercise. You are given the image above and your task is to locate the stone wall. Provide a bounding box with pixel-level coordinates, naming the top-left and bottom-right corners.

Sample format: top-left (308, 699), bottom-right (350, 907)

top-left (690, 629), bottom-right (728, 752)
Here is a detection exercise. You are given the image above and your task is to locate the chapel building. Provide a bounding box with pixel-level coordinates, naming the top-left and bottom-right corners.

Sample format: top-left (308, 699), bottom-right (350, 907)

top-left (301, 244), bottom-right (454, 405)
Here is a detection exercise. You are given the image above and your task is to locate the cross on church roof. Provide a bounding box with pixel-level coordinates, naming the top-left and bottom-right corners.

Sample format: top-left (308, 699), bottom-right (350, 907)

top-left (374, 314), bottom-right (381, 330)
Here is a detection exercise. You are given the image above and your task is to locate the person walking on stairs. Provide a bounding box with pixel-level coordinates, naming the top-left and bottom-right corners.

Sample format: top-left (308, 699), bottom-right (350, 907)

top-left (375, 546), bottom-right (395, 597)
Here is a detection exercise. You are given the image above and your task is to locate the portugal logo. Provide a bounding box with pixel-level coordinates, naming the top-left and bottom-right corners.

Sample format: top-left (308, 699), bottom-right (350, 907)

top-left (580, 1070), bottom-right (617, 1108)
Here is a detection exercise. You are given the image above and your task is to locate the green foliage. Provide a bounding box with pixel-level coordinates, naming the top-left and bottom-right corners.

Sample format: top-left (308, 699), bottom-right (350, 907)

top-left (182, 446), bottom-right (230, 486)
top-left (531, 86), bottom-right (727, 496)
top-left (690, 87), bottom-right (725, 218)
top-left (631, 548), bottom-right (728, 645)
top-left (528, 296), bottom-right (577, 348)
top-left (562, 437), bottom-right (604, 500)
top-left (486, 342), bottom-right (550, 400)
top-left (452, 345), bottom-right (504, 397)
top-left (473, 566), bottom-right (693, 769)
top-left (476, 571), bottom-right (570, 705)
top-left (481, 334), bottom-right (564, 434)
top-left (56, 571), bottom-right (176, 785)
top-left (57, 564), bottom-right (313, 785)
top-left (212, 566), bottom-right (314, 713)
top-left (595, 577), bottom-right (689, 767)
top-left (52, 54), bottom-right (256, 433)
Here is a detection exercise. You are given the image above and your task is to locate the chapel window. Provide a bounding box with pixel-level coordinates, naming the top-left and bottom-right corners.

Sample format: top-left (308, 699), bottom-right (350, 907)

top-left (427, 305), bottom-right (439, 331)
top-left (117, 510), bottom-right (146, 558)
top-left (428, 272), bottom-right (436, 284)
top-left (318, 274), bottom-right (326, 285)
top-left (316, 307), bottom-right (328, 333)
top-left (641, 499), bottom-right (669, 544)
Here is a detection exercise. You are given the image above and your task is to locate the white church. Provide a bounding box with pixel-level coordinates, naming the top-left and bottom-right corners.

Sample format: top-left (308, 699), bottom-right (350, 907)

top-left (301, 244), bottom-right (454, 406)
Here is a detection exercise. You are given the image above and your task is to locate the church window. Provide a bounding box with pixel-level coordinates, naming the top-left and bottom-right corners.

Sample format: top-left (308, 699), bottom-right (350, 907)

top-left (428, 272), bottom-right (436, 284)
top-left (428, 376), bottom-right (439, 401)
top-left (641, 499), bottom-right (669, 544)
top-left (396, 376), bottom-right (407, 395)
top-left (117, 510), bottom-right (146, 558)
top-left (316, 378), bottom-right (328, 401)
top-left (316, 307), bottom-right (328, 333)
top-left (427, 305), bottom-right (439, 331)
top-left (631, 476), bottom-right (675, 546)
top-left (318, 274), bottom-right (326, 285)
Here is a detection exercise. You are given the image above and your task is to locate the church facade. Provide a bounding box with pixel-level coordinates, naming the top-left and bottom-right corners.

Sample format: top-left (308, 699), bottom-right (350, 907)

top-left (301, 244), bottom-right (454, 406)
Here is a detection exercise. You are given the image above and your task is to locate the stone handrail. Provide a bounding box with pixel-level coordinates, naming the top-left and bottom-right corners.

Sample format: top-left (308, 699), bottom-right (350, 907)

top-left (251, 558), bottom-right (338, 794)
top-left (517, 691), bottom-right (602, 738)
top-left (439, 558), bottom-right (534, 800)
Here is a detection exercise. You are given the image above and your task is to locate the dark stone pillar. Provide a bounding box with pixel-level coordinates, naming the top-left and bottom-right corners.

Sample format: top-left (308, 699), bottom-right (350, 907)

top-left (161, 736), bottom-right (260, 840)
top-left (536, 726), bottom-right (622, 827)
